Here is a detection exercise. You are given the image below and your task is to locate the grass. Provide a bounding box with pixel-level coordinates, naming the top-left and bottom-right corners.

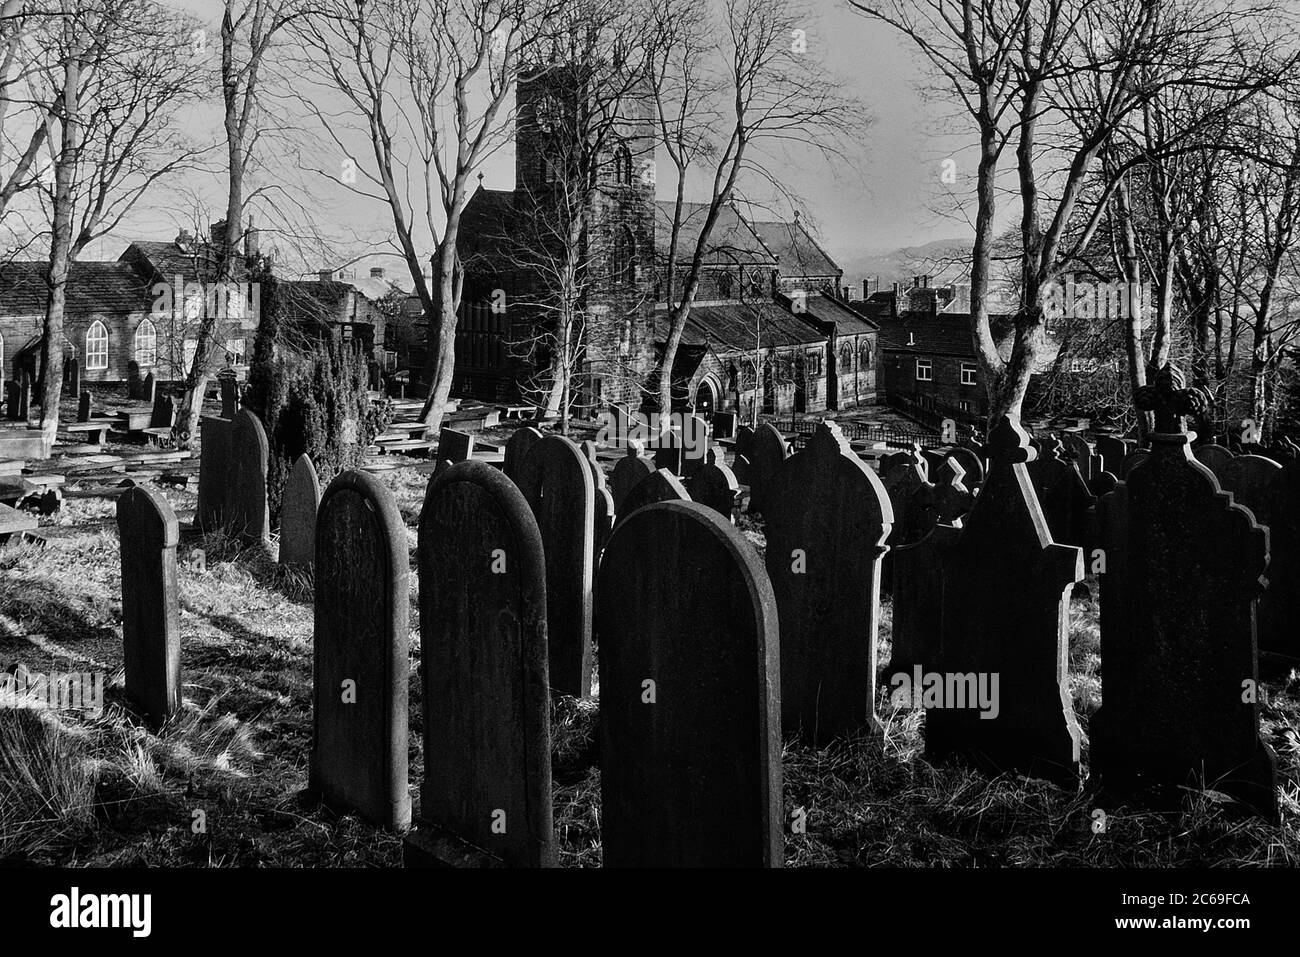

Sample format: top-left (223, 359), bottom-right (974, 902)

top-left (1, 463), bottom-right (1298, 868)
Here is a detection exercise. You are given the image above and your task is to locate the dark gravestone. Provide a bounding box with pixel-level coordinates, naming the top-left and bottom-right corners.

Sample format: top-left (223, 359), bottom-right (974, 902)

top-left (924, 417), bottom-right (1084, 786)
top-left (733, 425), bottom-right (755, 483)
top-left (127, 361), bottom-right (142, 399)
top-left (4, 380), bottom-right (17, 420)
top-left (116, 486), bottom-right (182, 727)
top-left (503, 426), bottom-right (542, 485)
top-left (879, 446), bottom-right (929, 593)
top-left (65, 357), bottom-right (79, 397)
top-left (580, 442), bottom-right (615, 560)
top-left (746, 423), bottom-right (788, 515)
top-left (1094, 435), bottom-right (1131, 477)
top-left (912, 458), bottom-right (975, 538)
top-left (890, 520), bottom-right (961, 690)
top-left (1027, 437), bottom-right (1097, 548)
top-left (616, 468), bottom-right (690, 529)
top-left (17, 372), bottom-right (30, 422)
top-left (1061, 432), bottom-right (1094, 482)
top-left (1219, 454), bottom-right (1282, 526)
top-left (946, 445), bottom-right (985, 490)
top-left (279, 454), bottom-right (321, 569)
top-left (1089, 470), bottom-right (1119, 497)
top-left (310, 470), bottom-right (411, 830)
top-left (228, 409), bottom-right (270, 544)
top-left (408, 461), bottom-right (555, 867)
top-left (610, 440), bottom-right (656, 513)
top-left (596, 500), bottom-right (782, 867)
top-left (1221, 455), bottom-right (1284, 659)
top-left (1193, 442), bottom-right (1234, 480)
top-left (438, 427), bottom-right (475, 465)
top-left (653, 432), bottom-right (683, 476)
top-left (765, 423), bottom-right (893, 743)
top-left (220, 376), bottom-right (238, 419)
top-left (712, 411), bottom-right (737, 440)
top-left (77, 390), bottom-right (91, 423)
top-left (1265, 459), bottom-right (1300, 658)
top-left (195, 415), bottom-right (232, 532)
top-left (1095, 365), bottom-right (1277, 817)
top-left (149, 391), bottom-right (174, 430)
top-left (1119, 448), bottom-right (1151, 479)
top-left (517, 434), bottom-right (595, 700)
top-left (686, 448), bottom-right (740, 521)
top-left (142, 372), bottom-right (157, 406)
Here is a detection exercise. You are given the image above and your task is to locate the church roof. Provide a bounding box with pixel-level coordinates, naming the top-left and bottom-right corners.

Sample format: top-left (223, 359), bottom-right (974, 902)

top-left (653, 300), bottom-right (827, 354)
top-left (0, 260), bottom-right (153, 315)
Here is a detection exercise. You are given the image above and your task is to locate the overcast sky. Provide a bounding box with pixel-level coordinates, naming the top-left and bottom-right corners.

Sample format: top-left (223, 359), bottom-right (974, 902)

top-left (85, 0), bottom-right (974, 281)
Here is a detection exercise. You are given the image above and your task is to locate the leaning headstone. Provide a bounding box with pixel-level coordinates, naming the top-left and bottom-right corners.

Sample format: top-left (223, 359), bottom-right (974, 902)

top-left (117, 486), bottom-right (182, 727)
top-left (195, 415), bottom-right (232, 532)
top-left (77, 390), bottom-right (92, 423)
top-left (517, 434), bottom-right (595, 699)
top-left (438, 427), bottom-right (475, 465)
top-left (1028, 437), bottom-right (1097, 548)
top-left (1094, 365), bottom-right (1277, 817)
top-left (610, 440), bottom-right (655, 513)
top-left (228, 409), bottom-right (270, 544)
top-left (279, 454), bottom-right (320, 569)
top-left (309, 470), bottom-right (411, 830)
top-left (503, 426), bottom-right (542, 485)
top-left (686, 448), bottom-right (740, 521)
top-left (712, 411), bottom-right (737, 440)
top-left (616, 468), bottom-right (690, 529)
top-left (406, 461), bottom-right (556, 867)
top-left (765, 422), bottom-right (893, 743)
top-left (1193, 442), bottom-right (1234, 480)
top-left (746, 423), bottom-right (787, 515)
top-left (596, 500), bottom-right (782, 867)
top-left (923, 416), bottom-right (1084, 786)
top-left (149, 391), bottom-right (174, 430)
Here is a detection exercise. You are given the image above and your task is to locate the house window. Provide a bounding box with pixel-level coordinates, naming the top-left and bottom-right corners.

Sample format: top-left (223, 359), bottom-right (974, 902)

top-left (807, 351), bottom-right (821, 376)
top-left (915, 357), bottom-right (932, 382)
top-left (225, 337), bottom-right (246, 366)
top-left (85, 320), bottom-right (109, 370)
top-left (613, 144), bottom-right (633, 185)
top-left (134, 318), bottom-right (158, 368)
top-left (960, 362), bottom-right (977, 386)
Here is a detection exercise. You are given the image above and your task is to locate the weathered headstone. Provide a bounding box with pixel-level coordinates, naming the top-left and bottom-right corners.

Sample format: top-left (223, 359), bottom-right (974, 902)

top-left (1264, 458), bottom-right (1300, 658)
top-left (407, 461), bottom-right (555, 867)
top-left (517, 434), bottom-right (595, 699)
top-left (65, 357), bottom-right (80, 397)
top-left (438, 427), bottom-right (475, 465)
top-left (746, 423), bottom-right (787, 515)
top-left (1094, 365), bottom-right (1277, 817)
top-left (127, 361), bottom-right (142, 399)
top-left (220, 376), bottom-right (238, 419)
top-left (712, 411), bottom-right (737, 440)
top-left (1219, 454), bottom-right (1282, 526)
top-left (922, 417), bottom-right (1084, 786)
top-left (945, 445), bottom-right (985, 490)
top-left (228, 409), bottom-right (270, 544)
top-left (686, 448), bottom-right (740, 521)
top-left (580, 441), bottom-right (614, 560)
top-left (17, 371), bottom-right (30, 422)
top-left (77, 390), bottom-right (92, 423)
top-left (195, 415), bottom-right (232, 532)
top-left (1061, 432), bottom-right (1094, 482)
top-left (616, 468), bottom-right (690, 528)
top-left (1094, 434), bottom-right (1131, 477)
top-left (116, 486), bottom-right (182, 727)
top-left (733, 425), bottom-right (755, 484)
top-left (596, 500), bottom-right (782, 867)
top-left (1193, 442), bottom-right (1234, 479)
top-left (310, 470), bottom-right (411, 830)
top-left (1028, 437), bottom-right (1097, 548)
top-left (503, 426), bottom-right (542, 485)
top-left (279, 454), bottom-right (320, 569)
top-left (879, 446), bottom-right (929, 593)
top-left (142, 372), bottom-right (157, 406)
top-left (610, 440), bottom-right (655, 513)
top-left (765, 423), bottom-right (893, 743)
top-left (149, 391), bottom-right (174, 430)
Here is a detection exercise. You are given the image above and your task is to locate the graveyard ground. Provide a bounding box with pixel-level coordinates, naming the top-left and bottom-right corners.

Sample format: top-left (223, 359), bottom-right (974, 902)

top-left (2, 423), bottom-right (1300, 867)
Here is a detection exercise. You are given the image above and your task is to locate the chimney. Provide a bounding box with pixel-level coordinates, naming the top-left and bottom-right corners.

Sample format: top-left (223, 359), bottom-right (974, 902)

top-left (842, 285), bottom-right (850, 301)
top-left (370, 267), bottom-right (385, 279)
top-left (210, 219), bottom-right (228, 249)
top-left (244, 215), bottom-right (258, 260)
top-left (319, 269), bottom-right (333, 282)
top-left (175, 228), bottom-right (194, 252)
top-left (891, 282), bottom-right (902, 318)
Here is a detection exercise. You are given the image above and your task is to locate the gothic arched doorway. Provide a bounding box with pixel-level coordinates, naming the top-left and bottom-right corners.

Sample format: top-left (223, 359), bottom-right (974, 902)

top-left (693, 376), bottom-right (718, 414)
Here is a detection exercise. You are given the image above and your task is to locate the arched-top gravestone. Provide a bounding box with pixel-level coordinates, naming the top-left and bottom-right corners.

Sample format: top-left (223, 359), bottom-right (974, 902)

top-left (924, 416), bottom-right (1084, 786)
top-left (732, 425), bottom-right (756, 484)
top-left (279, 454), bottom-right (321, 569)
top-left (77, 390), bottom-right (91, 423)
top-left (196, 415), bottom-right (232, 532)
top-left (596, 500), bottom-right (782, 867)
top-left (616, 468), bottom-right (690, 529)
top-left (503, 427), bottom-right (542, 485)
top-left (1094, 434), bottom-right (1131, 477)
top-left (765, 422), bottom-right (893, 743)
top-left (1265, 458), bottom-right (1300, 658)
top-left (310, 470), bottom-right (411, 830)
top-left (610, 440), bottom-right (656, 513)
top-left (913, 458), bottom-right (975, 538)
top-left (746, 423), bottom-right (787, 515)
top-left (686, 448), bottom-right (740, 521)
top-left (1193, 442), bottom-right (1234, 480)
top-left (581, 444), bottom-right (615, 561)
top-left (408, 461), bottom-right (555, 867)
top-left (879, 446), bottom-right (928, 594)
top-left (1028, 437), bottom-right (1097, 548)
top-left (1119, 448), bottom-right (1150, 479)
top-left (1095, 365), bottom-right (1277, 818)
top-left (517, 434), bottom-right (595, 699)
top-left (117, 486), bottom-right (181, 727)
top-left (228, 409), bottom-right (270, 544)
top-left (1219, 454), bottom-right (1282, 527)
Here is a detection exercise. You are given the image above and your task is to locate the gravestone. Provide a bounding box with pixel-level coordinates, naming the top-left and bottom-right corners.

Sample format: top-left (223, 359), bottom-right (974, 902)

top-left (142, 372), bottom-right (157, 406)
top-left (195, 415), bottom-right (232, 532)
top-left (607, 402), bottom-right (632, 448)
top-left (596, 500), bottom-right (782, 867)
top-left (127, 361), bottom-right (142, 399)
top-left (765, 422), bottom-right (893, 743)
top-left (3, 380), bottom-right (17, 420)
top-left (17, 371), bottom-right (30, 422)
top-left (1094, 435), bottom-right (1131, 476)
top-left (733, 425), bottom-right (755, 483)
top-left (65, 357), bottom-right (79, 397)
top-left (407, 461), bottom-right (555, 867)
top-left (149, 391), bottom-right (174, 430)
top-left (503, 427), bottom-right (542, 485)
top-left (1264, 458), bottom-right (1300, 658)
top-left (746, 423), bottom-right (788, 515)
top-left (712, 411), bottom-right (737, 440)
top-left (913, 458), bottom-right (975, 537)
top-left (310, 470), bottom-right (411, 830)
top-left (923, 417), bottom-right (1084, 786)
top-left (1119, 448), bottom-right (1150, 479)
top-left (1027, 437), bottom-right (1097, 548)
top-left (220, 376), bottom-right (238, 419)
top-left (890, 521), bottom-right (961, 689)
top-left (438, 427), bottom-right (475, 465)
top-left (228, 409), bottom-right (270, 544)
top-left (610, 440), bottom-right (656, 513)
top-left (1061, 432), bottom-right (1094, 482)
top-left (653, 436), bottom-right (683, 477)
top-left (1219, 454), bottom-right (1282, 526)
top-left (686, 448), bottom-right (740, 521)
top-left (1220, 454), bottom-right (1285, 660)
top-left (77, 390), bottom-right (92, 423)
top-left (516, 434), bottom-right (595, 699)
top-left (1193, 442), bottom-right (1234, 479)
top-left (279, 454), bottom-right (321, 569)
top-left (580, 442), bottom-right (614, 560)
top-left (116, 486), bottom-right (181, 727)
top-left (616, 468), bottom-right (690, 529)
top-left (879, 446), bottom-right (929, 593)
top-left (946, 445), bottom-right (985, 489)
top-left (1094, 365), bottom-right (1277, 817)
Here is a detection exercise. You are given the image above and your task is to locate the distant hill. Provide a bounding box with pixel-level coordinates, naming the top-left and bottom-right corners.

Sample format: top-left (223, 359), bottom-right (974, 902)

top-left (837, 237), bottom-right (971, 292)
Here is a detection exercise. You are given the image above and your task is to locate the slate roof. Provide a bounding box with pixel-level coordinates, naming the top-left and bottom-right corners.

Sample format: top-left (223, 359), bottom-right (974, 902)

top-left (120, 239), bottom-right (249, 284)
top-left (797, 293), bottom-right (878, 335)
top-left (653, 300), bottom-right (827, 354)
top-left (654, 200), bottom-right (774, 268)
top-left (877, 310), bottom-right (1019, 359)
top-left (0, 260), bottom-right (153, 315)
top-left (747, 218), bottom-right (840, 278)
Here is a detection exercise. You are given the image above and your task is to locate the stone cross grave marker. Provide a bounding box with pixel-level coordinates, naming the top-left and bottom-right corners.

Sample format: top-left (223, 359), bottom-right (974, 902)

top-left (517, 434), bottom-right (595, 699)
top-left (1095, 364), bottom-right (1277, 817)
top-left (596, 500), bottom-right (782, 867)
top-left (407, 461), bottom-right (556, 867)
top-left (279, 454), bottom-right (321, 569)
top-left (765, 422), bottom-right (893, 743)
top-left (310, 470), bottom-right (411, 830)
top-left (117, 486), bottom-right (182, 727)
